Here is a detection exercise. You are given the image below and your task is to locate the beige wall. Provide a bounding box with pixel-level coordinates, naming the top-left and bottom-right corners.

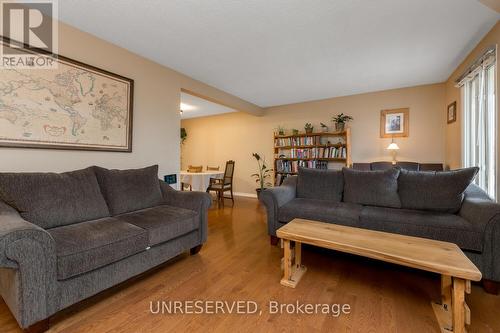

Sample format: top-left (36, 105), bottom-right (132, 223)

top-left (182, 83), bottom-right (446, 195)
top-left (0, 20), bottom-right (261, 177)
top-left (445, 21), bottom-right (499, 170)
top-left (479, 0), bottom-right (500, 14)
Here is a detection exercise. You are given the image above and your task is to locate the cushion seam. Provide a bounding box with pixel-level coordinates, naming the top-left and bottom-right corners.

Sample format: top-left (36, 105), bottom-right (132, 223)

top-left (56, 244), bottom-right (145, 279)
top-left (54, 231), bottom-right (147, 258)
top-left (360, 216), bottom-right (480, 233)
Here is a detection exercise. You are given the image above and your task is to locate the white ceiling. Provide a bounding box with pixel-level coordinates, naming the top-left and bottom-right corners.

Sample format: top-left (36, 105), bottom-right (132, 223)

top-left (55, 0), bottom-right (499, 107)
top-left (180, 92), bottom-right (237, 119)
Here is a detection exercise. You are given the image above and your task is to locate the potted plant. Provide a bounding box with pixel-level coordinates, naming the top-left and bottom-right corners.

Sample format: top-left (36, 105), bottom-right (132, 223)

top-left (292, 128), bottom-right (299, 135)
top-left (320, 122), bottom-right (329, 133)
top-left (180, 127), bottom-right (187, 144)
top-left (251, 153), bottom-right (273, 198)
top-left (275, 126), bottom-right (285, 136)
top-left (332, 113), bottom-right (353, 132)
top-left (304, 123), bottom-right (314, 134)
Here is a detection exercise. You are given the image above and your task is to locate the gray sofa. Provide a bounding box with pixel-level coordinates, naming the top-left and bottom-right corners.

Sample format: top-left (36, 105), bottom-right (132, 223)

top-left (0, 165), bottom-right (211, 332)
top-left (261, 167), bottom-right (500, 294)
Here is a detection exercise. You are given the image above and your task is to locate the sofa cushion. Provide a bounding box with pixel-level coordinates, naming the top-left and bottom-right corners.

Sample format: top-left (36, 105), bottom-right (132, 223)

top-left (0, 167), bottom-right (110, 229)
top-left (278, 198), bottom-right (362, 226)
top-left (94, 165), bottom-right (163, 215)
top-left (48, 217), bottom-right (148, 280)
top-left (296, 168), bottom-right (344, 202)
top-left (117, 205), bottom-right (199, 246)
top-left (343, 168), bottom-right (401, 208)
top-left (359, 206), bottom-right (483, 252)
top-left (398, 167), bottom-right (479, 213)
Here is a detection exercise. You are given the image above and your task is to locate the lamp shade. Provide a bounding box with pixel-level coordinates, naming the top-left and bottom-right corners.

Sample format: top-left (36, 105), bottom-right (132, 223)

top-left (387, 142), bottom-right (400, 150)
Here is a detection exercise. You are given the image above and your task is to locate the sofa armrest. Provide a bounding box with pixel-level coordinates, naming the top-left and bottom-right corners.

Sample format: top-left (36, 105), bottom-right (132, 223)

top-left (459, 184), bottom-right (500, 282)
top-left (0, 201), bottom-right (57, 328)
top-left (159, 180), bottom-right (211, 243)
top-left (259, 176), bottom-right (297, 236)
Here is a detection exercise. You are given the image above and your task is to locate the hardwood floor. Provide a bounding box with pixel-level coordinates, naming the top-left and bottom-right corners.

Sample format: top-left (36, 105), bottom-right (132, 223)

top-left (1, 197), bottom-right (499, 332)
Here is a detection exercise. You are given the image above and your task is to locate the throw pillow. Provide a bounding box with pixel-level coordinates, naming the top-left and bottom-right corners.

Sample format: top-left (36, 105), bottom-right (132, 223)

top-left (398, 167), bottom-right (479, 213)
top-left (0, 167), bottom-right (110, 229)
top-left (296, 167), bottom-right (344, 202)
top-left (342, 167), bottom-right (401, 208)
top-left (94, 165), bottom-right (163, 215)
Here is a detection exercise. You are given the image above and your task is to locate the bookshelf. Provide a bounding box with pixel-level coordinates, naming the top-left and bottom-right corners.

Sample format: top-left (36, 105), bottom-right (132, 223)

top-left (273, 128), bottom-right (351, 185)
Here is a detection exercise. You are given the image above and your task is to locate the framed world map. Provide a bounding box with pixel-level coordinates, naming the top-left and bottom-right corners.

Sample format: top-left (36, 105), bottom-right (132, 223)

top-left (0, 39), bottom-right (133, 152)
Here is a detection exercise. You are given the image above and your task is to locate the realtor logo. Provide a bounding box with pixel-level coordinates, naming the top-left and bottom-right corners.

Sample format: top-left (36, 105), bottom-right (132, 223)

top-left (1, 0), bottom-right (58, 68)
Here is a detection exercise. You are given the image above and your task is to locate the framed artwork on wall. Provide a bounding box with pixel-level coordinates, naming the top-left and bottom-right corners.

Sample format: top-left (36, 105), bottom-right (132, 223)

top-left (447, 101), bottom-right (457, 124)
top-left (0, 37), bottom-right (134, 152)
top-left (380, 108), bottom-right (409, 138)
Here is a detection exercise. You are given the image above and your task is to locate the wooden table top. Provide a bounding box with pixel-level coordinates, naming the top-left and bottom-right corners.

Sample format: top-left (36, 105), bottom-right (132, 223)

top-left (180, 171), bottom-right (224, 175)
top-left (276, 219), bottom-right (482, 281)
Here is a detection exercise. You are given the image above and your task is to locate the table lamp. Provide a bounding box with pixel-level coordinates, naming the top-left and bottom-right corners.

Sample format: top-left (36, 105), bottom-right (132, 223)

top-left (387, 138), bottom-right (399, 165)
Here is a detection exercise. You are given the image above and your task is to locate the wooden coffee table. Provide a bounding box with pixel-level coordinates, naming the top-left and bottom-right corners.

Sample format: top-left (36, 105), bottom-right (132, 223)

top-left (276, 218), bottom-right (482, 333)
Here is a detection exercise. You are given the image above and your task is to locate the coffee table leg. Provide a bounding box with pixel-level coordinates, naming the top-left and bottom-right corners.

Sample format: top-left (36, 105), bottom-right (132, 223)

top-left (452, 278), bottom-right (465, 333)
top-left (283, 240), bottom-right (291, 282)
top-left (432, 275), bottom-right (470, 333)
top-left (431, 275), bottom-right (453, 332)
top-left (441, 275), bottom-right (452, 310)
top-left (295, 242), bottom-right (301, 268)
top-left (280, 240), bottom-right (307, 288)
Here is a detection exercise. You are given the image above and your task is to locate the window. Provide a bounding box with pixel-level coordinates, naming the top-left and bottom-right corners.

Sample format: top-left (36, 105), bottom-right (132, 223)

top-left (461, 49), bottom-right (496, 199)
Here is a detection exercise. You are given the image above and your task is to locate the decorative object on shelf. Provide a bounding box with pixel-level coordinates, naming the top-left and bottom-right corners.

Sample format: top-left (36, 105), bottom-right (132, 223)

top-left (0, 39), bottom-right (134, 152)
top-left (386, 137), bottom-right (400, 165)
top-left (380, 108), bottom-right (409, 138)
top-left (332, 113), bottom-right (353, 132)
top-left (304, 123), bottom-right (314, 134)
top-left (180, 128), bottom-right (187, 144)
top-left (292, 129), bottom-right (299, 135)
top-left (447, 101), bottom-right (457, 124)
top-left (251, 153), bottom-right (273, 198)
top-left (320, 122), bottom-right (329, 132)
top-left (276, 126), bottom-right (286, 136)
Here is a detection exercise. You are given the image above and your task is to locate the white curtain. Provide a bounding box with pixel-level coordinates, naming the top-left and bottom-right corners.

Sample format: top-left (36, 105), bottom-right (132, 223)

top-left (461, 53), bottom-right (496, 199)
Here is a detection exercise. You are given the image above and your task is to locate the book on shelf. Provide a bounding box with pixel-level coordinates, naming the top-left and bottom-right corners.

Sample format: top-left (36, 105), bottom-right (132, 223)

top-left (275, 160), bottom-right (329, 174)
top-left (277, 146), bottom-right (347, 159)
top-left (275, 173), bottom-right (291, 186)
top-left (274, 136), bottom-right (322, 147)
top-left (275, 136), bottom-right (345, 148)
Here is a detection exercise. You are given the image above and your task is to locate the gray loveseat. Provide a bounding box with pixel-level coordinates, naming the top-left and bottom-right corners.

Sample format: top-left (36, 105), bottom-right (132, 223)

top-left (261, 167), bottom-right (500, 294)
top-left (0, 165), bottom-right (211, 332)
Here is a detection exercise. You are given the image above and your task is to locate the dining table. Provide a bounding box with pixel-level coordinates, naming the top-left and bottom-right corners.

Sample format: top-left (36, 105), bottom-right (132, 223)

top-left (179, 170), bottom-right (224, 191)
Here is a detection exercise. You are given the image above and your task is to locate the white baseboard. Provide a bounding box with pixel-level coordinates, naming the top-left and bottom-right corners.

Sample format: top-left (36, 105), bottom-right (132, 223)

top-left (233, 192), bottom-right (258, 198)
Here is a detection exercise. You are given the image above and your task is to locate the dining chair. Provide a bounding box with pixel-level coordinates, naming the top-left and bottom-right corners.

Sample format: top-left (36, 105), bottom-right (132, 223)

top-left (181, 182), bottom-right (192, 191)
top-left (206, 166), bottom-right (220, 171)
top-left (206, 160), bottom-right (235, 208)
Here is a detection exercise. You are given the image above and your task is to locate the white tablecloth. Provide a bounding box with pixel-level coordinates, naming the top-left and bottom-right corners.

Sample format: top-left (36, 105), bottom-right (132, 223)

top-left (180, 171), bottom-right (224, 191)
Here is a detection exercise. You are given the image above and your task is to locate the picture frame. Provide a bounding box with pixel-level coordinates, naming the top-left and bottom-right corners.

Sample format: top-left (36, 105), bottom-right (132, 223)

top-left (447, 101), bottom-right (457, 124)
top-left (380, 108), bottom-right (409, 138)
top-left (0, 36), bottom-right (134, 152)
